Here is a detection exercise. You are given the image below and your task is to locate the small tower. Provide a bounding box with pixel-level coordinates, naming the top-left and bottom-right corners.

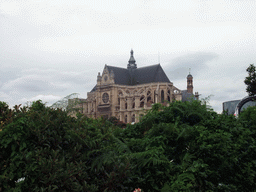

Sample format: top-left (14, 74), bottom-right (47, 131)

top-left (127, 49), bottom-right (137, 69)
top-left (97, 72), bottom-right (102, 86)
top-left (187, 69), bottom-right (193, 94)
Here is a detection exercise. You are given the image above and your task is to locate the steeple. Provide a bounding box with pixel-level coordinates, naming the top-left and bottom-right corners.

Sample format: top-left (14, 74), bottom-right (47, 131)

top-left (187, 68), bottom-right (193, 94)
top-left (127, 49), bottom-right (137, 69)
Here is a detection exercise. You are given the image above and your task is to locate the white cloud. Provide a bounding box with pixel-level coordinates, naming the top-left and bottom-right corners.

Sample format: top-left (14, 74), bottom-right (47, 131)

top-left (21, 94), bottom-right (61, 105)
top-left (0, 1), bottom-right (22, 17)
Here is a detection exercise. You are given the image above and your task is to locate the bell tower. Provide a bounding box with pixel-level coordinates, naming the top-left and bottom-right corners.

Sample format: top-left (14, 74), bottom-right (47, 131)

top-left (127, 49), bottom-right (137, 69)
top-left (187, 69), bottom-right (193, 94)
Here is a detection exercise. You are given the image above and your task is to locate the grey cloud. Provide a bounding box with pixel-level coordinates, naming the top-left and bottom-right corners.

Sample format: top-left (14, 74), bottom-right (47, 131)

top-left (2, 75), bottom-right (54, 92)
top-left (21, 68), bottom-right (95, 85)
top-left (1, 68), bottom-right (96, 95)
top-left (166, 52), bottom-right (219, 80)
top-left (0, 69), bottom-right (21, 85)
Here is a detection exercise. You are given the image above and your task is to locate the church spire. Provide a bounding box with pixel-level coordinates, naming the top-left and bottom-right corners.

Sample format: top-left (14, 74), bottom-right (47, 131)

top-left (187, 69), bottom-right (193, 94)
top-left (127, 49), bottom-right (137, 69)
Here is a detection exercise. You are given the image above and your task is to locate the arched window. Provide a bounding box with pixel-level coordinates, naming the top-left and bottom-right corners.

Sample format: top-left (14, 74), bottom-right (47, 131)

top-left (167, 90), bottom-right (170, 102)
top-left (132, 114), bottom-right (135, 122)
top-left (125, 102), bottom-right (127, 109)
top-left (140, 96), bottom-right (145, 108)
top-left (161, 90), bottom-right (164, 103)
top-left (118, 98), bottom-right (120, 105)
top-left (154, 90), bottom-right (156, 103)
top-left (132, 102), bottom-right (135, 108)
top-left (125, 115), bottom-right (127, 123)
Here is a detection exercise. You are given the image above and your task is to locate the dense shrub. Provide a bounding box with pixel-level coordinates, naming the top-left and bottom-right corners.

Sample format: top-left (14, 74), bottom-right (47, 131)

top-left (1, 100), bottom-right (256, 191)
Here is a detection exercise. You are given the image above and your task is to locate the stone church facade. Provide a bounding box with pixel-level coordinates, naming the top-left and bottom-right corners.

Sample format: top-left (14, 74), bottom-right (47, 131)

top-left (70, 50), bottom-right (199, 123)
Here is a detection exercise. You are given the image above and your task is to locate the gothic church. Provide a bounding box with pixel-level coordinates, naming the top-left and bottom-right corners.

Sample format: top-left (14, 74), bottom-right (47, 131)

top-left (70, 50), bottom-right (199, 123)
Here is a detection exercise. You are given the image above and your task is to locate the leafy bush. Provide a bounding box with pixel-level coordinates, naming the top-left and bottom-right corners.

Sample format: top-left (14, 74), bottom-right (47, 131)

top-left (1, 100), bottom-right (256, 191)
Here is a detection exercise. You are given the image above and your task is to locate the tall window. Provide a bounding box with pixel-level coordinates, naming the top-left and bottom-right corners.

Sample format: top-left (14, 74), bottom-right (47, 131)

top-left (161, 90), bottom-right (164, 103)
top-left (167, 90), bottom-right (170, 102)
top-left (132, 114), bottom-right (135, 123)
top-left (125, 115), bottom-right (127, 123)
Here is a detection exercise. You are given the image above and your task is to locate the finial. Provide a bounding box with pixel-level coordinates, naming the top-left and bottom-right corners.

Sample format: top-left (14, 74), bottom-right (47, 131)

top-left (189, 68), bottom-right (191, 74)
top-left (130, 49), bottom-right (134, 56)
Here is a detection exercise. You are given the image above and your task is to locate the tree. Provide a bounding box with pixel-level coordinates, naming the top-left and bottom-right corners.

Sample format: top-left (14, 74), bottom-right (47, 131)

top-left (2, 99), bottom-right (256, 191)
top-left (0, 101), bottom-right (99, 191)
top-left (0, 100), bottom-right (131, 191)
top-left (244, 64), bottom-right (256, 96)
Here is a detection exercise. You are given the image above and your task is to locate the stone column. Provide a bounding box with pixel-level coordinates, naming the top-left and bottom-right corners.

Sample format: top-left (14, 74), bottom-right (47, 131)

top-left (120, 97), bottom-right (125, 122)
top-left (154, 90), bottom-right (158, 103)
top-left (127, 97), bottom-right (132, 110)
top-left (120, 112), bottom-right (124, 122)
top-left (88, 102), bottom-right (91, 114)
top-left (120, 97), bottom-right (125, 111)
top-left (126, 97), bottom-right (133, 123)
top-left (127, 112), bottom-right (131, 123)
top-left (135, 113), bottom-right (139, 123)
top-left (135, 95), bottom-right (140, 110)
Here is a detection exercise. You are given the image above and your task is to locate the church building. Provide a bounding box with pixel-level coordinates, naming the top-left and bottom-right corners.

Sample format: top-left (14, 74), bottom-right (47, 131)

top-left (70, 50), bottom-right (199, 123)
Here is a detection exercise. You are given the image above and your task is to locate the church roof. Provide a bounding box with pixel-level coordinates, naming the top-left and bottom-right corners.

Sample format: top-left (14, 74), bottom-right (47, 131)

top-left (90, 50), bottom-right (171, 92)
top-left (181, 90), bottom-right (195, 102)
top-left (106, 64), bottom-right (170, 85)
top-left (134, 64), bottom-right (170, 84)
top-left (106, 66), bottom-right (131, 85)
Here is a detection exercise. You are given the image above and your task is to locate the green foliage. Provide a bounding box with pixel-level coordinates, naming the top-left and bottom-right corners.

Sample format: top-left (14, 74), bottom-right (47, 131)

top-left (239, 106), bottom-right (256, 128)
top-left (244, 64), bottom-right (256, 96)
top-left (0, 101), bottom-right (98, 191)
top-left (1, 99), bottom-right (256, 191)
top-left (113, 100), bottom-right (256, 191)
top-left (107, 116), bottom-right (126, 128)
top-left (0, 101), bottom-right (10, 124)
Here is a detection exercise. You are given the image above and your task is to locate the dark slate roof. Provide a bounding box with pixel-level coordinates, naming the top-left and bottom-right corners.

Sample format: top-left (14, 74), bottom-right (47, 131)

top-left (90, 85), bottom-right (97, 92)
top-left (90, 64), bottom-right (171, 92)
top-left (134, 64), bottom-right (170, 84)
top-left (106, 66), bottom-right (131, 85)
top-left (182, 90), bottom-right (195, 102)
top-left (108, 64), bottom-right (170, 85)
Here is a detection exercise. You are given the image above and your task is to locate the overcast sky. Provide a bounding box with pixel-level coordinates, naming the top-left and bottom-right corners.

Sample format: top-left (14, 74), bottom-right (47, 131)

top-left (0, 0), bottom-right (255, 113)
